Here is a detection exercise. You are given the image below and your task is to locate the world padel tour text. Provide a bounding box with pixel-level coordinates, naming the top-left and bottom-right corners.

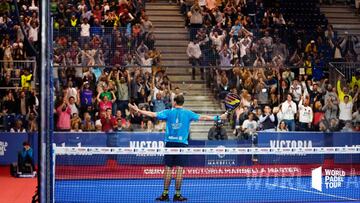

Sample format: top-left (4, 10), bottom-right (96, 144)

top-left (324, 169), bottom-right (345, 189)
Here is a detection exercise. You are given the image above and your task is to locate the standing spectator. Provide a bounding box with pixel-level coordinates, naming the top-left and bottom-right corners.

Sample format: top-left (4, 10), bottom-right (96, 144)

top-left (186, 39), bottom-right (202, 80)
top-left (152, 92), bottom-right (166, 113)
top-left (189, 3), bottom-right (203, 41)
top-left (339, 95), bottom-right (356, 127)
top-left (281, 94), bottom-right (297, 131)
top-left (289, 78), bottom-right (302, 104)
top-left (1, 39), bottom-right (13, 75)
top-left (97, 91), bottom-right (116, 115)
top-left (259, 105), bottom-right (276, 131)
top-left (56, 99), bottom-right (71, 131)
top-left (115, 69), bottom-right (130, 117)
top-left (80, 81), bottom-right (93, 114)
top-left (100, 108), bottom-right (117, 132)
top-left (80, 18), bottom-right (91, 47)
top-left (28, 21), bottom-right (39, 48)
top-left (21, 68), bottom-right (33, 90)
top-left (298, 96), bottom-right (313, 131)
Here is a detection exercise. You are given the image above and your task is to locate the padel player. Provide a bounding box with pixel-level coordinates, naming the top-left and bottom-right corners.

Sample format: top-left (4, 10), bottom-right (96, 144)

top-left (129, 95), bottom-right (227, 201)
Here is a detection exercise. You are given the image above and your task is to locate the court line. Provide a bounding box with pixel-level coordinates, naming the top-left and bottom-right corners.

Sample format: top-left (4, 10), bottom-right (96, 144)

top-left (267, 183), bottom-right (358, 201)
top-left (56, 183), bottom-right (250, 187)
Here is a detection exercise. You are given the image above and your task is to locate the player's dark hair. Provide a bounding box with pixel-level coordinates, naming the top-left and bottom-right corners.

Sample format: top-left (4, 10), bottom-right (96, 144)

top-left (174, 95), bottom-right (185, 105)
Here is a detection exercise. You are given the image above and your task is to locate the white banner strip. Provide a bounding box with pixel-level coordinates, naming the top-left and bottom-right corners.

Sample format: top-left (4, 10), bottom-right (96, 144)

top-left (54, 146), bottom-right (360, 156)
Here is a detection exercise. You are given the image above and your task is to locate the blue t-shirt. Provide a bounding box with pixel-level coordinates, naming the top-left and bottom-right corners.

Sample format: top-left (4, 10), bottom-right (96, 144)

top-left (156, 108), bottom-right (200, 145)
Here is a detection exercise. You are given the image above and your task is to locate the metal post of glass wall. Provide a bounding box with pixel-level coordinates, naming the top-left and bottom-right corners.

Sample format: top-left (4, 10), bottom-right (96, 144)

top-left (40, 0), bottom-right (53, 202)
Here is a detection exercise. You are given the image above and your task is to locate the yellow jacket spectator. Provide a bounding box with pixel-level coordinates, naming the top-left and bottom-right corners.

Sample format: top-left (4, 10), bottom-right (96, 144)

top-left (350, 75), bottom-right (360, 89)
top-left (21, 69), bottom-right (32, 90)
top-left (305, 40), bottom-right (318, 54)
top-left (337, 79), bottom-right (352, 102)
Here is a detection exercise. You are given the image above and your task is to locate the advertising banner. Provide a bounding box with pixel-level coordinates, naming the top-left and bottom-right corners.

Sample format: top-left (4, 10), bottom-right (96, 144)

top-left (0, 133), bottom-right (38, 165)
top-left (333, 132), bottom-right (360, 163)
top-left (258, 132), bottom-right (324, 164)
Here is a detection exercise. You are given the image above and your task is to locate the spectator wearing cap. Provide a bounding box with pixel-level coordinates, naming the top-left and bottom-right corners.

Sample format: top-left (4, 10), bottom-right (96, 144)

top-left (281, 94), bottom-right (297, 131)
top-left (305, 40), bottom-right (318, 55)
top-left (80, 81), bottom-right (93, 113)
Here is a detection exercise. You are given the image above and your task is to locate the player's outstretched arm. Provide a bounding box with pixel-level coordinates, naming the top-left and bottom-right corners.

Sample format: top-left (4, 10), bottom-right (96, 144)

top-left (128, 103), bottom-right (157, 118)
top-left (199, 112), bottom-right (228, 121)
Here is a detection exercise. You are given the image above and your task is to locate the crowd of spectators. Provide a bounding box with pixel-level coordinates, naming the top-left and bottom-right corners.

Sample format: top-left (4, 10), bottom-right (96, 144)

top-left (50, 0), bottom-right (177, 133)
top-left (182, 0), bottom-right (360, 135)
top-left (0, 0), bottom-right (39, 132)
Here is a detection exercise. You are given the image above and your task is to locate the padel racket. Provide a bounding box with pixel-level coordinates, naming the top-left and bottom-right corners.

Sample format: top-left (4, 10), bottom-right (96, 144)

top-left (224, 93), bottom-right (241, 113)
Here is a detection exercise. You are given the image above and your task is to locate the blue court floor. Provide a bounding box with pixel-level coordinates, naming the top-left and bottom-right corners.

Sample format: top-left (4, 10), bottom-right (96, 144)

top-left (55, 177), bottom-right (360, 203)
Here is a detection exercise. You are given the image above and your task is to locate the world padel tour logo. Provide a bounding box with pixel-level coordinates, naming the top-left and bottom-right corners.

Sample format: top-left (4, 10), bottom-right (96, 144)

top-left (0, 141), bottom-right (8, 156)
top-left (311, 166), bottom-right (345, 191)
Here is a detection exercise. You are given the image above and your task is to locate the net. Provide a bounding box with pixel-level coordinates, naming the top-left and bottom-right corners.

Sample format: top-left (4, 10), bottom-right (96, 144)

top-left (54, 144), bottom-right (360, 203)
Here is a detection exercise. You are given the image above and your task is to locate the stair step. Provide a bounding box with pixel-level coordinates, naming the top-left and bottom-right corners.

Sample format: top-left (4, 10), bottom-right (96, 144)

top-left (146, 4), bottom-right (179, 10)
top-left (149, 17), bottom-right (184, 23)
top-left (162, 55), bottom-right (188, 60)
top-left (325, 12), bottom-right (358, 18)
top-left (162, 60), bottom-right (190, 66)
top-left (151, 22), bottom-right (184, 28)
top-left (154, 29), bottom-right (188, 34)
top-left (191, 109), bottom-right (225, 114)
top-left (156, 40), bottom-right (188, 47)
top-left (328, 18), bottom-right (360, 24)
top-left (333, 24), bottom-right (360, 30)
top-left (168, 75), bottom-right (196, 81)
top-left (147, 10), bottom-right (182, 16)
top-left (155, 33), bottom-right (188, 40)
top-left (320, 7), bottom-right (351, 13)
top-left (158, 47), bottom-right (187, 53)
top-left (164, 67), bottom-right (189, 74)
top-left (173, 83), bottom-right (208, 89)
top-left (184, 101), bottom-right (219, 106)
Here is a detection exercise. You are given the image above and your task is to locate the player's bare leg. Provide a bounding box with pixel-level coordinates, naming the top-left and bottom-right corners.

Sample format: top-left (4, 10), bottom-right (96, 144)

top-left (174, 166), bottom-right (187, 201)
top-left (156, 166), bottom-right (172, 201)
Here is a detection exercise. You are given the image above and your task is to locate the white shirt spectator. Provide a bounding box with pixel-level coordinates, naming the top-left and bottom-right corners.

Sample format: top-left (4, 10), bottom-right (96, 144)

top-left (210, 31), bottom-right (226, 51)
top-left (339, 101), bottom-right (353, 121)
top-left (80, 23), bottom-right (91, 37)
top-left (239, 37), bottom-right (252, 58)
top-left (353, 110), bottom-right (360, 123)
top-left (281, 100), bottom-right (297, 120)
top-left (289, 83), bottom-right (302, 102)
top-left (28, 25), bottom-right (38, 42)
top-left (69, 103), bottom-right (79, 115)
top-left (186, 41), bottom-right (202, 59)
top-left (298, 99), bottom-right (313, 124)
top-left (242, 119), bottom-right (258, 133)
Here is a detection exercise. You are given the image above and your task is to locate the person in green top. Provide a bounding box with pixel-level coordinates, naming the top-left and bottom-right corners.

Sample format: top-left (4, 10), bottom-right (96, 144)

top-left (100, 83), bottom-right (113, 101)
